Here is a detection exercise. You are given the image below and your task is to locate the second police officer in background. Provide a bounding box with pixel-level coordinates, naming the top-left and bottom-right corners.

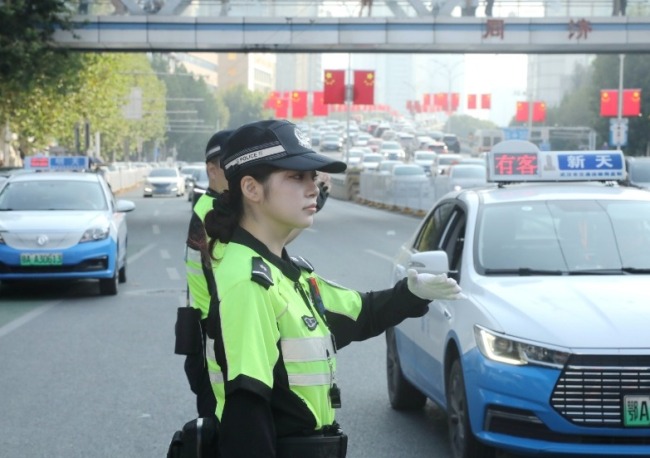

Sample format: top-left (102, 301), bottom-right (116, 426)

top-left (179, 128), bottom-right (332, 423)
top-left (202, 119), bottom-right (464, 457)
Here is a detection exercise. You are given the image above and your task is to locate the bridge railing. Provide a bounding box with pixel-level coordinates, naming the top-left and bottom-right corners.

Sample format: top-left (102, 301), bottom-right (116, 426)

top-left (77, 0), bottom-right (650, 19)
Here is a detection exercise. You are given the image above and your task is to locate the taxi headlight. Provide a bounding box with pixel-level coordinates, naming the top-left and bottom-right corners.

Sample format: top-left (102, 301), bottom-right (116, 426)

top-left (80, 225), bottom-right (110, 242)
top-left (474, 326), bottom-right (570, 369)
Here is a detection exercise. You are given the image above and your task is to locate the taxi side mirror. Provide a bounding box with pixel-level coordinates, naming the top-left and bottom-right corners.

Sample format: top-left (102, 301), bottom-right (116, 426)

top-left (408, 251), bottom-right (450, 275)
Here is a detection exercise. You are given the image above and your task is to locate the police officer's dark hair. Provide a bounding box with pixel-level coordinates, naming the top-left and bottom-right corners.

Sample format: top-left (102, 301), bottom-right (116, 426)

top-left (204, 164), bottom-right (277, 258)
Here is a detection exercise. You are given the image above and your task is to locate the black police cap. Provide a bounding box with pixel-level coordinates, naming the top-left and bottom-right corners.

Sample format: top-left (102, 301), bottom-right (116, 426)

top-left (205, 129), bottom-right (234, 163)
top-left (222, 120), bottom-right (346, 181)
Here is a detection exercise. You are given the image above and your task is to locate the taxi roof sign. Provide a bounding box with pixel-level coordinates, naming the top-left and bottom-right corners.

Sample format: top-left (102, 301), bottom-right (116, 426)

top-left (24, 156), bottom-right (90, 171)
top-left (487, 140), bottom-right (626, 183)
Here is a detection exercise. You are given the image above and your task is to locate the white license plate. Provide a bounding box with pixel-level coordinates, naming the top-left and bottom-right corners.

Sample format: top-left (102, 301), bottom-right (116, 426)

top-left (623, 395), bottom-right (650, 427)
top-left (20, 253), bottom-right (63, 266)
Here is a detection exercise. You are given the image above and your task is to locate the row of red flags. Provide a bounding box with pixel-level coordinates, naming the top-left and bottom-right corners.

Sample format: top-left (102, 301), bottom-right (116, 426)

top-left (264, 87), bottom-right (642, 121)
top-left (263, 91), bottom-right (396, 119)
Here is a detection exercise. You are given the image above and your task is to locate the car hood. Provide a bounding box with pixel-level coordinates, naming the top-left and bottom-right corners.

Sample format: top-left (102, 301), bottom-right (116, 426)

top-left (472, 276), bottom-right (650, 350)
top-left (0, 211), bottom-right (111, 249)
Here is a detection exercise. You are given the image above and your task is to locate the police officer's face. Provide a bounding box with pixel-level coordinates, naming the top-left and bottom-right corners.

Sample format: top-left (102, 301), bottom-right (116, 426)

top-left (261, 169), bottom-right (319, 230)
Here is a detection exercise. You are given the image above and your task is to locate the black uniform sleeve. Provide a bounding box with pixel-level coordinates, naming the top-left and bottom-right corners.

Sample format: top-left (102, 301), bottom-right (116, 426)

top-left (219, 389), bottom-right (276, 457)
top-left (326, 277), bottom-right (429, 349)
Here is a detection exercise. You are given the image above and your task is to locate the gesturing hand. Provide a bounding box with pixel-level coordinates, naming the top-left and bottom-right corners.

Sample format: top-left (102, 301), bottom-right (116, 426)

top-left (406, 269), bottom-right (465, 301)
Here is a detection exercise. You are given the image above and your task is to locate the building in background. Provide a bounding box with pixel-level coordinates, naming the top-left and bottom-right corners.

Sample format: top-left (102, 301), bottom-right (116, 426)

top-left (217, 53), bottom-right (275, 92)
top-left (171, 52), bottom-right (220, 89)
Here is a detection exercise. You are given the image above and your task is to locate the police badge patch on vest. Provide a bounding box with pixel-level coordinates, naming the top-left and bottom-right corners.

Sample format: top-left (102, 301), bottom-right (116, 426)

top-left (301, 315), bottom-right (318, 330)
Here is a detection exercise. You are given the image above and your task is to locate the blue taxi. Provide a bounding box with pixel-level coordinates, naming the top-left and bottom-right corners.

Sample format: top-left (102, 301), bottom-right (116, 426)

top-left (388, 140), bottom-right (650, 457)
top-left (0, 156), bottom-right (135, 295)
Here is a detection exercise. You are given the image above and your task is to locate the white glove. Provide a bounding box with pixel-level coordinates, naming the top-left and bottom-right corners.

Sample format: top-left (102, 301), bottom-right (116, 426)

top-left (406, 269), bottom-right (465, 301)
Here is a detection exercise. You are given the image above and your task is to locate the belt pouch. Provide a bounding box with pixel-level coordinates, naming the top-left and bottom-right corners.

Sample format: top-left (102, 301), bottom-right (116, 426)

top-left (175, 307), bottom-right (203, 355)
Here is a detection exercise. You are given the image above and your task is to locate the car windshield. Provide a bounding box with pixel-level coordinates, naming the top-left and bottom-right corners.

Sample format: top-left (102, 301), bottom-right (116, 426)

top-left (439, 156), bottom-right (461, 165)
top-left (0, 180), bottom-right (107, 211)
top-left (629, 162), bottom-right (650, 183)
top-left (364, 155), bottom-right (382, 163)
top-left (382, 142), bottom-right (400, 150)
top-left (477, 200), bottom-right (650, 274)
top-left (149, 168), bottom-right (177, 177)
top-left (415, 153), bottom-right (436, 161)
top-left (393, 166), bottom-right (424, 176)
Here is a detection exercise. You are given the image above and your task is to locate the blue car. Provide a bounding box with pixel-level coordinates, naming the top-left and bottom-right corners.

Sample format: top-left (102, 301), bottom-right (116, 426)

top-left (0, 165), bottom-right (135, 295)
top-left (388, 141), bottom-right (650, 457)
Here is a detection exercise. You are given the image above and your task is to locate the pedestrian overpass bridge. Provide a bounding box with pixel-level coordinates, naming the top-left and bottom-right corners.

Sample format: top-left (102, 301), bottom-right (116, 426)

top-left (54, 0), bottom-right (650, 53)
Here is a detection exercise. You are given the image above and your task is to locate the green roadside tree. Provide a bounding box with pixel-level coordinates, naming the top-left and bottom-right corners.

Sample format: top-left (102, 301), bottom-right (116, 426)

top-left (220, 84), bottom-right (268, 129)
top-left (152, 55), bottom-right (229, 163)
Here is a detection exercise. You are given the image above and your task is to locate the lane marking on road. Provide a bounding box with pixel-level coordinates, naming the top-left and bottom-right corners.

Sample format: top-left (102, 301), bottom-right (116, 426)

top-left (167, 267), bottom-right (180, 281)
top-left (0, 301), bottom-right (60, 339)
top-left (160, 249), bottom-right (170, 259)
top-left (154, 209), bottom-right (160, 217)
top-left (365, 249), bottom-right (394, 263)
top-left (128, 242), bottom-right (156, 264)
top-left (152, 224), bottom-right (160, 235)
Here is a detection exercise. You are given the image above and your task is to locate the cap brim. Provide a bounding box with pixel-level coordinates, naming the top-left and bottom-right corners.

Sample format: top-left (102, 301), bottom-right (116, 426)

top-left (205, 152), bottom-right (224, 163)
top-left (270, 151), bottom-right (347, 174)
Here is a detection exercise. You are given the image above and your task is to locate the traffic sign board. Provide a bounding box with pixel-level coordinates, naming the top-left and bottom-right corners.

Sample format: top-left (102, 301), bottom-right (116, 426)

top-left (609, 118), bottom-right (628, 147)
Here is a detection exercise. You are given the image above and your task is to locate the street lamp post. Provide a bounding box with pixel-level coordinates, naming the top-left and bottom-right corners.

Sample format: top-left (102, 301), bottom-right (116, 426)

top-left (419, 58), bottom-right (464, 133)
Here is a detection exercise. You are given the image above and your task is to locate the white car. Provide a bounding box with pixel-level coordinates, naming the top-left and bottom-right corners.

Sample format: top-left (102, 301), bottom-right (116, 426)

top-left (387, 141), bottom-right (650, 458)
top-left (143, 167), bottom-right (186, 197)
top-left (360, 153), bottom-right (383, 172)
top-left (412, 150), bottom-right (438, 176)
top-left (0, 160), bottom-right (135, 295)
top-left (379, 140), bottom-right (406, 161)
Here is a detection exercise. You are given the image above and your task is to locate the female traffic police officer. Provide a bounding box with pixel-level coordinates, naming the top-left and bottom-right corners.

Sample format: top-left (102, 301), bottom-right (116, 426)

top-left (202, 119), bottom-right (464, 457)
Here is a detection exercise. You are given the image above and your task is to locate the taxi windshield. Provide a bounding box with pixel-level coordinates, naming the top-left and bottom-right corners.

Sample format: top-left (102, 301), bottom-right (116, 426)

top-left (477, 200), bottom-right (650, 274)
top-left (0, 180), bottom-right (107, 211)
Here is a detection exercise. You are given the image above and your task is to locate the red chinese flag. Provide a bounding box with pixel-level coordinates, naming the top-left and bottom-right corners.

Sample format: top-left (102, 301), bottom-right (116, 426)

top-left (515, 101), bottom-right (529, 122)
top-left (481, 93), bottom-right (491, 109)
top-left (414, 101), bottom-right (422, 113)
top-left (600, 90), bottom-right (618, 117)
top-left (533, 101), bottom-right (546, 123)
top-left (353, 70), bottom-right (375, 105)
top-left (406, 100), bottom-right (413, 112)
top-left (290, 91), bottom-right (308, 119)
top-left (423, 93), bottom-right (432, 108)
top-left (467, 94), bottom-right (477, 110)
top-left (312, 91), bottom-right (328, 117)
top-left (274, 98), bottom-right (288, 118)
top-left (323, 70), bottom-right (346, 104)
top-left (451, 93), bottom-right (460, 111)
top-left (265, 91), bottom-right (280, 109)
top-left (623, 89), bottom-right (642, 117)
top-left (434, 93), bottom-right (448, 111)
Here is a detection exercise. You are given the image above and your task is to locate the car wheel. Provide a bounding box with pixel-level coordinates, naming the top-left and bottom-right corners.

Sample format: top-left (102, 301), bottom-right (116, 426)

top-left (118, 255), bottom-right (127, 284)
top-left (446, 359), bottom-right (494, 458)
top-left (386, 327), bottom-right (427, 410)
top-left (99, 270), bottom-right (118, 296)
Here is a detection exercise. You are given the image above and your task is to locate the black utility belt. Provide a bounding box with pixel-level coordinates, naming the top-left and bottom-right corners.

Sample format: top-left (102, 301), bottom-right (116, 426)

top-left (277, 431), bottom-right (348, 458)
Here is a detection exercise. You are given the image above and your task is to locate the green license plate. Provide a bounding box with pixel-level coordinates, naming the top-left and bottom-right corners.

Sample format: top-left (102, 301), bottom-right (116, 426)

top-left (623, 395), bottom-right (650, 427)
top-left (20, 253), bottom-right (63, 266)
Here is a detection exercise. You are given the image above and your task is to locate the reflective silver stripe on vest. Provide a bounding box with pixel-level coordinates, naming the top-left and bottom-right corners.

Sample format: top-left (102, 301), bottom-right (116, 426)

top-left (281, 335), bottom-right (334, 363)
top-left (205, 337), bottom-right (225, 384)
top-left (288, 372), bottom-right (330, 386)
top-left (205, 337), bottom-right (331, 387)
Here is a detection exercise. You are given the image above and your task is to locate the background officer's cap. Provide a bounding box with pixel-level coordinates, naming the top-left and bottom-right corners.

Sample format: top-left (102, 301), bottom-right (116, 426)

top-left (205, 129), bottom-right (234, 163)
top-left (222, 120), bottom-right (346, 181)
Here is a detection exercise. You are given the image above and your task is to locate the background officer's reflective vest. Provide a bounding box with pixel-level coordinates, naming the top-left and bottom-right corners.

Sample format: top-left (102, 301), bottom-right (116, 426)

top-left (185, 193), bottom-right (224, 319)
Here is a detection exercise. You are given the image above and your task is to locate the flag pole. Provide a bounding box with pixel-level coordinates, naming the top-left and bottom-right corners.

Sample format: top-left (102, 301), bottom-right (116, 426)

top-left (616, 54), bottom-right (625, 150)
top-left (345, 53), bottom-right (352, 163)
